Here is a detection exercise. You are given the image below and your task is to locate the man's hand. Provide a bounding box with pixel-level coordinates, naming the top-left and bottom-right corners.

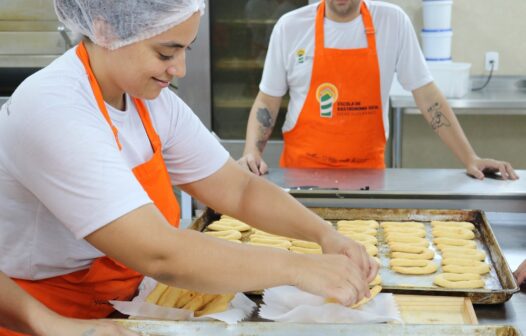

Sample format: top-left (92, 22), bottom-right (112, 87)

top-left (319, 230), bottom-right (379, 283)
top-left (238, 153), bottom-right (269, 176)
top-left (466, 157), bottom-right (519, 180)
top-left (514, 259), bottom-right (526, 285)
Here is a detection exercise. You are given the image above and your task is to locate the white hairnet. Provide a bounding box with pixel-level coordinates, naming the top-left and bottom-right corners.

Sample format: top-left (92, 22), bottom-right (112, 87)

top-left (54, 0), bottom-right (205, 50)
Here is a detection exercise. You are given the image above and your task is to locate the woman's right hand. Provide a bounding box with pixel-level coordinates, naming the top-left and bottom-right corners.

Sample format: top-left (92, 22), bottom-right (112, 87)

top-left (42, 316), bottom-right (140, 336)
top-left (291, 253), bottom-right (371, 307)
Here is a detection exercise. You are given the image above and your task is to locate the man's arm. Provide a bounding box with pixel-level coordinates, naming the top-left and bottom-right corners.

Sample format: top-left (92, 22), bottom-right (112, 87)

top-left (238, 91), bottom-right (283, 175)
top-left (0, 272), bottom-right (138, 336)
top-left (412, 82), bottom-right (518, 180)
top-left (86, 159), bottom-right (377, 305)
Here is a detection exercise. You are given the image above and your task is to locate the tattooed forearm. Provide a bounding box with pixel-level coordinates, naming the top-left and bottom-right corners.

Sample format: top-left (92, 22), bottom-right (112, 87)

top-left (427, 102), bottom-right (451, 131)
top-left (255, 107), bottom-right (275, 152)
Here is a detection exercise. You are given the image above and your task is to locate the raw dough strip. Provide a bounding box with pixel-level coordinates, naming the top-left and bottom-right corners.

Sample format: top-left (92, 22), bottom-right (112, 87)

top-left (337, 220), bottom-right (379, 229)
top-left (389, 243), bottom-right (427, 254)
top-left (204, 230), bottom-right (242, 240)
top-left (432, 228), bottom-right (475, 240)
top-left (390, 258), bottom-right (432, 267)
top-left (384, 227), bottom-right (426, 236)
top-left (437, 244), bottom-right (477, 251)
top-left (442, 251), bottom-right (486, 261)
top-left (434, 273), bottom-right (484, 289)
top-left (441, 258), bottom-right (487, 267)
top-left (386, 236), bottom-right (429, 247)
top-left (381, 221), bottom-right (424, 229)
top-left (431, 221), bottom-right (475, 231)
top-left (325, 285), bottom-right (382, 308)
top-left (442, 264), bottom-right (490, 275)
top-left (289, 246), bottom-right (322, 254)
top-left (391, 249), bottom-right (435, 260)
top-left (340, 232), bottom-right (378, 245)
top-left (338, 227), bottom-right (378, 236)
top-left (207, 221), bottom-right (251, 232)
top-left (392, 262), bottom-right (437, 275)
top-left (433, 237), bottom-right (477, 248)
top-left (385, 230), bottom-right (426, 239)
top-left (369, 275), bottom-right (382, 286)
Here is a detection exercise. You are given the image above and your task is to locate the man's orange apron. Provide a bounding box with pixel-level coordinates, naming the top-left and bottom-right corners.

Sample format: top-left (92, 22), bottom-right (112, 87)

top-left (280, 1), bottom-right (386, 169)
top-left (1, 41), bottom-right (180, 335)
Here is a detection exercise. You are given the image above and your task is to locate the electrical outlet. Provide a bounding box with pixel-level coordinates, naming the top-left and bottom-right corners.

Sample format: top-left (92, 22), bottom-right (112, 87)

top-left (485, 51), bottom-right (499, 71)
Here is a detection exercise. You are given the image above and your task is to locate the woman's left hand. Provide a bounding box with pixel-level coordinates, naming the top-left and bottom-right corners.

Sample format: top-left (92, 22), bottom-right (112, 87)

top-left (320, 230), bottom-right (379, 283)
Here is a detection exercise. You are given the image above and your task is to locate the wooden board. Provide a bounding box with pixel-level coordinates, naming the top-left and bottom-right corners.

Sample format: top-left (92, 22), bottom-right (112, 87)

top-left (395, 294), bottom-right (478, 324)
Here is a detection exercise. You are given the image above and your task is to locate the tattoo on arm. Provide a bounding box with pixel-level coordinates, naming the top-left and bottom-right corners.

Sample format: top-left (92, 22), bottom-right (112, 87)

top-left (427, 102), bottom-right (451, 131)
top-left (255, 107), bottom-right (275, 152)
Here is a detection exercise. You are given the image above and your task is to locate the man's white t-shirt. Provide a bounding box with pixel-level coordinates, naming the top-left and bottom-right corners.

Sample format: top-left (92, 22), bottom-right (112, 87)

top-left (0, 48), bottom-right (229, 280)
top-left (260, 0), bottom-right (433, 138)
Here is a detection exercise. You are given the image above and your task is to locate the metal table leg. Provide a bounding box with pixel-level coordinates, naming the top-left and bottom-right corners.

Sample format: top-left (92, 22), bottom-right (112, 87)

top-left (391, 107), bottom-right (403, 168)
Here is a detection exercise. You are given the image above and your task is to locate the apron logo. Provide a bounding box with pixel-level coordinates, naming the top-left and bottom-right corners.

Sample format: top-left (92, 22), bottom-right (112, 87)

top-left (296, 48), bottom-right (305, 64)
top-left (316, 83), bottom-right (338, 118)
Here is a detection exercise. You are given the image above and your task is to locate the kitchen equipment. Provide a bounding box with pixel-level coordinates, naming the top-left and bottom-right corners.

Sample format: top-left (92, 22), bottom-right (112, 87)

top-left (422, 0), bottom-right (453, 30)
top-left (421, 29), bottom-right (453, 62)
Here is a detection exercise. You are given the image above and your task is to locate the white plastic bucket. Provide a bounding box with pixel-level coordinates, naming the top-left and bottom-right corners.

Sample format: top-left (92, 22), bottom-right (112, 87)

top-left (421, 29), bottom-right (453, 62)
top-left (427, 61), bottom-right (472, 98)
top-left (422, 0), bottom-right (453, 30)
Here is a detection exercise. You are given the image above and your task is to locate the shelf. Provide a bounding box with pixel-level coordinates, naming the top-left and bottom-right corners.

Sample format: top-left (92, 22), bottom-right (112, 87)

top-left (214, 97), bottom-right (288, 109)
top-left (216, 19), bottom-right (278, 25)
top-left (215, 58), bottom-right (264, 71)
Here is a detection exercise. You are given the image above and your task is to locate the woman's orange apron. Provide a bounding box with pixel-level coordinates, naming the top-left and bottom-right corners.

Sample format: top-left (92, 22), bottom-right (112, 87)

top-left (280, 1), bottom-right (386, 169)
top-left (1, 41), bottom-right (180, 335)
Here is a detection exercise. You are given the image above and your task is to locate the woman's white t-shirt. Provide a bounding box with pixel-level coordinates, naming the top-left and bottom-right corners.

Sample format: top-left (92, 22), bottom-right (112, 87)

top-left (0, 48), bottom-right (229, 280)
top-left (260, 0), bottom-right (433, 138)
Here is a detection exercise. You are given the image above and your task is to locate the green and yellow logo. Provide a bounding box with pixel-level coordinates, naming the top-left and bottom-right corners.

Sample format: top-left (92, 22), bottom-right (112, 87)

top-left (296, 48), bottom-right (305, 64)
top-left (316, 83), bottom-right (338, 118)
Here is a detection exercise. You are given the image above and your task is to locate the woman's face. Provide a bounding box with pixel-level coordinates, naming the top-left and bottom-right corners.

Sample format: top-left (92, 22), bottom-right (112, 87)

top-left (104, 11), bottom-right (200, 100)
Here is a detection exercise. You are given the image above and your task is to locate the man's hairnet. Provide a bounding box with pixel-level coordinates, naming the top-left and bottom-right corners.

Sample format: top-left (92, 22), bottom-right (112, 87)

top-left (54, 0), bottom-right (205, 50)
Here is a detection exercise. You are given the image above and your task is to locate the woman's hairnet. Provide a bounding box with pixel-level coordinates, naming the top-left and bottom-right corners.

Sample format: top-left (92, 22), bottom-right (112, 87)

top-left (54, 0), bottom-right (205, 50)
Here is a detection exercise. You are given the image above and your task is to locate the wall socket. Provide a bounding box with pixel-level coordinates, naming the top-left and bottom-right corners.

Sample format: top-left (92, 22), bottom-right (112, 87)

top-left (485, 51), bottom-right (499, 71)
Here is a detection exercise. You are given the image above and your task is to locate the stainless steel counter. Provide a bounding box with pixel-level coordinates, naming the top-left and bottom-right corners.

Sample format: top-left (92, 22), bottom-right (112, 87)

top-left (265, 168), bottom-right (526, 212)
top-left (389, 76), bottom-right (526, 168)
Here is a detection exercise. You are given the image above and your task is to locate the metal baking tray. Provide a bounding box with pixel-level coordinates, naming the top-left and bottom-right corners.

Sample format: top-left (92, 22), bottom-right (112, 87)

top-left (190, 208), bottom-right (519, 304)
top-left (116, 320), bottom-right (521, 336)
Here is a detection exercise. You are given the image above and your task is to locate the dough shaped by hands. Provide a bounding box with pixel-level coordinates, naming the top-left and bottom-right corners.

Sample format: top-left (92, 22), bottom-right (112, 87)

top-left (381, 221), bottom-right (424, 229)
top-left (442, 263), bottom-right (490, 275)
top-left (433, 237), bottom-right (477, 248)
top-left (441, 250), bottom-right (486, 261)
top-left (431, 221), bottom-right (475, 231)
top-left (392, 262), bottom-right (437, 275)
top-left (434, 273), bottom-right (484, 288)
top-left (432, 228), bottom-right (475, 240)
top-left (391, 249), bottom-right (435, 260)
top-left (386, 236), bottom-right (429, 247)
top-left (337, 220), bottom-right (379, 229)
top-left (389, 243), bottom-right (427, 254)
top-left (384, 227), bottom-right (426, 236)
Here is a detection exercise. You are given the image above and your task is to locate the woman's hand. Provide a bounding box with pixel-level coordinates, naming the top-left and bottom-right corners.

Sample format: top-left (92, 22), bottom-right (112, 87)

top-left (319, 230), bottom-right (379, 283)
top-left (514, 259), bottom-right (526, 285)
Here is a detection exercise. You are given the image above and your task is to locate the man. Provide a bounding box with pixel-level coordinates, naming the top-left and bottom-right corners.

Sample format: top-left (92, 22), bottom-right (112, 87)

top-left (238, 0), bottom-right (518, 180)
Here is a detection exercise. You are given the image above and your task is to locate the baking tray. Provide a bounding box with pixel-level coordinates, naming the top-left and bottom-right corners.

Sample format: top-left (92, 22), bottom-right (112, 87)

top-left (190, 208), bottom-right (519, 304)
top-left (115, 320), bottom-right (521, 336)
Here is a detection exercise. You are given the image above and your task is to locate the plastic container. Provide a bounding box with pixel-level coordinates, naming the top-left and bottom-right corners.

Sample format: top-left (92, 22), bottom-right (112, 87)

top-left (422, 0), bottom-right (453, 30)
top-left (427, 61), bottom-right (472, 98)
top-left (421, 29), bottom-right (453, 62)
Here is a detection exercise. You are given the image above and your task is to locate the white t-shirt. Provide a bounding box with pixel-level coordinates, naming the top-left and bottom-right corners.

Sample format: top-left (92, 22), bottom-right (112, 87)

top-left (260, 0), bottom-right (433, 138)
top-left (0, 48), bottom-right (229, 280)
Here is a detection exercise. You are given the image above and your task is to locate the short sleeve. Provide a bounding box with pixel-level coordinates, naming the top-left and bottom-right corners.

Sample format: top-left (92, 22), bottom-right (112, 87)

top-left (259, 19), bottom-right (289, 97)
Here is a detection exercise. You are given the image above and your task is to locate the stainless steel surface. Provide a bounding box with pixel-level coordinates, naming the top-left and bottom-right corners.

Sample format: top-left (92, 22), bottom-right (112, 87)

top-left (0, 97), bottom-right (8, 107)
top-left (389, 76), bottom-right (526, 168)
top-left (264, 168), bottom-right (526, 212)
top-left (118, 320), bottom-right (521, 336)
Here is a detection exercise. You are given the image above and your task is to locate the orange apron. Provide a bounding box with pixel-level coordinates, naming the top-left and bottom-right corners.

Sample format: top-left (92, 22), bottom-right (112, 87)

top-left (1, 41), bottom-right (180, 335)
top-left (280, 1), bottom-right (386, 169)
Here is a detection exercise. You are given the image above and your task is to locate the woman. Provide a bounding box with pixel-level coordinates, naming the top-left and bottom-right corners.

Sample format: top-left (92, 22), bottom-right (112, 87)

top-left (0, 0), bottom-right (377, 333)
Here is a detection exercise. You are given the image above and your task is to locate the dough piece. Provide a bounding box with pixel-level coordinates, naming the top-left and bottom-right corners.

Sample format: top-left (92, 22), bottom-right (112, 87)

top-left (385, 230), bottom-right (426, 239)
top-left (384, 227), bottom-right (426, 236)
top-left (434, 237), bottom-right (477, 248)
top-left (325, 285), bottom-right (382, 308)
top-left (442, 264), bottom-right (490, 275)
top-left (381, 221), bottom-right (424, 229)
top-left (338, 227), bottom-right (378, 236)
top-left (391, 249), bottom-right (435, 260)
top-left (207, 221), bottom-right (251, 232)
top-left (204, 230), bottom-right (242, 240)
top-left (432, 228), bottom-right (475, 240)
top-left (431, 221), bottom-right (475, 231)
top-left (386, 236), bottom-right (429, 247)
top-left (289, 246), bottom-right (322, 254)
top-left (369, 275), bottom-right (382, 286)
top-left (390, 258), bottom-right (431, 267)
top-left (442, 250), bottom-right (486, 261)
top-left (361, 243), bottom-right (378, 256)
top-left (291, 240), bottom-right (321, 249)
top-left (437, 244), bottom-right (477, 251)
top-left (441, 258), bottom-right (487, 267)
top-left (340, 232), bottom-right (378, 245)
top-left (249, 237), bottom-right (292, 248)
top-left (337, 220), bottom-right (379, 229)
top-left (389, 243), bottom-right (427, 254)
top-left (434, 273), bottom-right (484, 289)
top-left (392, 262), bottom-right (437, 275)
